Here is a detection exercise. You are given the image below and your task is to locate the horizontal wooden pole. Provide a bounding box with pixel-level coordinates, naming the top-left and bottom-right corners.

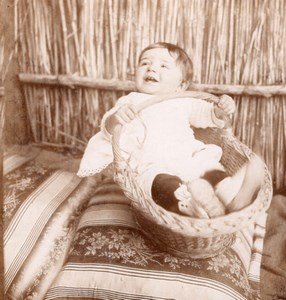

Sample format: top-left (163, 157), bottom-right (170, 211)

top-left (18, 73), bottom-right (286, 97)
top-left (19, 73), bottom-right (136, 91)
top-left (189, 83), bottom-right (286, 98)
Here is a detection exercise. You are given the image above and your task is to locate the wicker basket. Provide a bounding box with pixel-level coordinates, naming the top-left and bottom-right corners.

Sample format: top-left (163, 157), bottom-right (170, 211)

top-left (112, 91), bottom-right (273, 259)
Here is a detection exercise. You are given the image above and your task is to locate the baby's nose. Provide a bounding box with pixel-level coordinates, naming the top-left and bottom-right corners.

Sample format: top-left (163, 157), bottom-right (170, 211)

top-left (147, 63), bottom-right (156, 72)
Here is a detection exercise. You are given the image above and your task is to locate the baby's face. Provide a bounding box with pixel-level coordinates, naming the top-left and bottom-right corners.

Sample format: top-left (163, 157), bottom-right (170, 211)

top-left (135, 48), bottom-right (185, 95)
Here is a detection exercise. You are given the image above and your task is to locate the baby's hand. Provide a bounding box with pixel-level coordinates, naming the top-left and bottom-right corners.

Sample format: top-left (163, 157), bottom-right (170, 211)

top-left (217, 94), bottom-right (235, 115)
top-left (113, 104), bottom-right (137, 124)
top-left (106, 104), bottom-right (137, 134)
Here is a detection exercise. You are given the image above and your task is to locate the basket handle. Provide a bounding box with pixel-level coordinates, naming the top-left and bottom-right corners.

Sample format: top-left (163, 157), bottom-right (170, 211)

top-left (135, 91), bottom-right (220, 112)
top-left (112, 91), bottom-right (232, 166)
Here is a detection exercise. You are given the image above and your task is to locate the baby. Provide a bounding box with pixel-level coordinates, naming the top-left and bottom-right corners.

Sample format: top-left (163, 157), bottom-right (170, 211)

top-left (78, 42), bottom-right (264, 218)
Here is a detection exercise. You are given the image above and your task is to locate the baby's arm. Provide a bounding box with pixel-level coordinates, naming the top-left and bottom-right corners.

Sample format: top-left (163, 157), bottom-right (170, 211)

top-left (187, 95), bottom-right (235, 129)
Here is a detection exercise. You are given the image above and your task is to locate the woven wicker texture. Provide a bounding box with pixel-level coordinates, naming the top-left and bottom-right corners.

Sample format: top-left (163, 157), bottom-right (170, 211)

top-left (112, 92), bottom-right (273, 259)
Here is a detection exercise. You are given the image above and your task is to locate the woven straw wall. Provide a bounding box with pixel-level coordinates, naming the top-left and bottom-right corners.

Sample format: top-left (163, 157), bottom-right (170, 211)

top-left (0, 34), bottom-right (5, 144)
top-left (14, 0), bottom-right (286, 190)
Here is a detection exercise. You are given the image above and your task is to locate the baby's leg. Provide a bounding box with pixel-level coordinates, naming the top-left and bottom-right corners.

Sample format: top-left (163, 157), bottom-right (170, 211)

top-left (216, 155), bottom-right (265, 213)
top-left (186, 176), bottom-right (226, 218)
top-left (215, 166), bottom-right (246, 207)
top-left (226, 155), bottom-right (265, 212)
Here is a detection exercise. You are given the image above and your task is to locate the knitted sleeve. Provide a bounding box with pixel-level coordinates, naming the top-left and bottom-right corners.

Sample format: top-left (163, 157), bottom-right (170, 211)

top-left (187, 100), bottom-right (225, 129)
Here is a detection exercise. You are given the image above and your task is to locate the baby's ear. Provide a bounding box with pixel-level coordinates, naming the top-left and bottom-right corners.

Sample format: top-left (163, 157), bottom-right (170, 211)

top-left (177, 80), bottom-right (189, 92)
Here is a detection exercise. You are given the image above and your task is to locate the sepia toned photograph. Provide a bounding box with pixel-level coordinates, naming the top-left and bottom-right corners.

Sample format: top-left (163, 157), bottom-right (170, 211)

top-left (1, 0), bottom-right (285, 299)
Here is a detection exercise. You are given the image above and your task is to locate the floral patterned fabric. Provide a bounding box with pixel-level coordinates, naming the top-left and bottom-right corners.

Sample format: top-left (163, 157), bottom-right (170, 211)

top-left (46, 179), bottom-right (265, 300)
top-left (70, 226), bottom-right (252, 293)
top-left (4, 160), bottom-right (54, 225)
top-left (3, 151), bottom-right (96, 300)
top-left (3, 150), bottom-right (267, 300)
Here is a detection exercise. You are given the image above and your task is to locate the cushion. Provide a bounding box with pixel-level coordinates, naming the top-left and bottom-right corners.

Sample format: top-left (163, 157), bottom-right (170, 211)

top-left (45, 178), bottom-right (266, 300)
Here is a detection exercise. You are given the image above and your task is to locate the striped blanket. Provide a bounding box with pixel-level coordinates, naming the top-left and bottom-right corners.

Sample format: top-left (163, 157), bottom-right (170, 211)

top-left (3, 149), bottom-right (97, 299)
top-left (3, 148), bottom-right (267, 300)
top-left (46, 179), bottom-right (267, 300)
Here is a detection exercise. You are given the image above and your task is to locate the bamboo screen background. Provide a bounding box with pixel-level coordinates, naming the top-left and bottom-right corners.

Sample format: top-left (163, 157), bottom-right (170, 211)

top-left (14, 0), bottom-right (286, 190)
top-left (1, 34), bottom-right (5, 146)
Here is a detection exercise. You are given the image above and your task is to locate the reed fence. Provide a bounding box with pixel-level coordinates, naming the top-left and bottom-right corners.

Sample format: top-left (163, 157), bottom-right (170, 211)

top-left (0, 35), bottom-right (5, 145)
top-left (14, 0), bottom-right (286, 190)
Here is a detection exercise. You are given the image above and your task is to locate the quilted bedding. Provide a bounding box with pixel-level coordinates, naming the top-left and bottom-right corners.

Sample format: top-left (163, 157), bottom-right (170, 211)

top-left (44, 178), bottom-right (265, 300)
top-left (3, 146), bottom-right (271, 300)
top-left (3, 147), bottom-right (97, 299)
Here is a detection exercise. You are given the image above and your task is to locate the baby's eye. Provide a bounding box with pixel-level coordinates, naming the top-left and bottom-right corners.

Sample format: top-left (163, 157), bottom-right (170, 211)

top-left (139, 61), bottom-right (149, 66)
top-left (161, 64), bottom-right (169, 68)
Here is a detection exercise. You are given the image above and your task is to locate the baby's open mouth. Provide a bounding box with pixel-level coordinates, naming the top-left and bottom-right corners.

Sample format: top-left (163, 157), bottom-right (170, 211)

top-left (144, 76), bottom-right (158, 82)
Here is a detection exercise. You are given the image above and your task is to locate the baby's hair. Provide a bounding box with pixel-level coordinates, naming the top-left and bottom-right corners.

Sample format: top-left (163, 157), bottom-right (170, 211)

top-left (138, 42), bottom-right (193, 89)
